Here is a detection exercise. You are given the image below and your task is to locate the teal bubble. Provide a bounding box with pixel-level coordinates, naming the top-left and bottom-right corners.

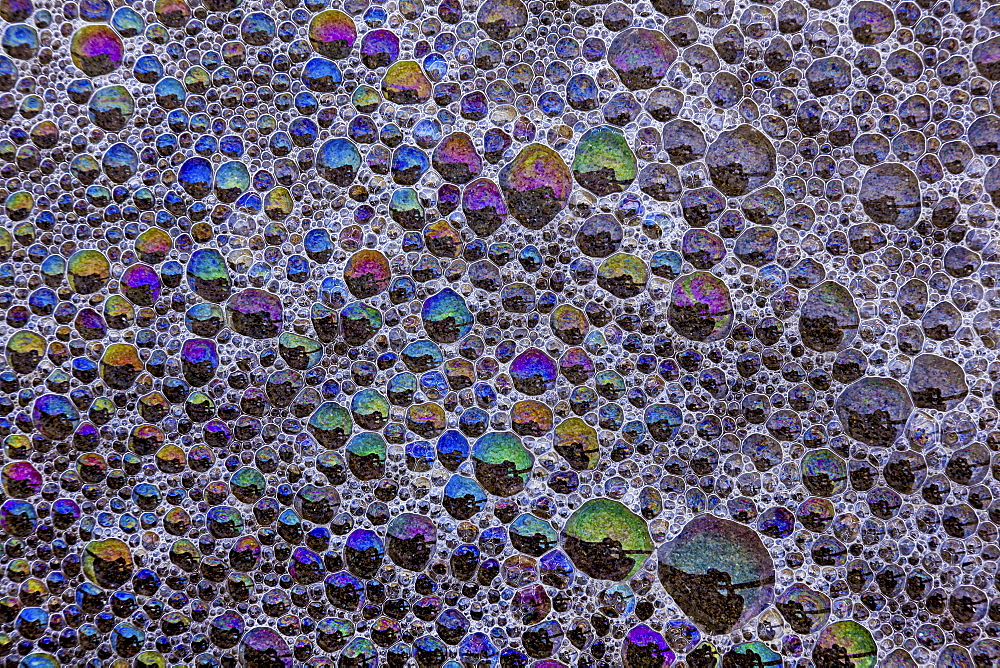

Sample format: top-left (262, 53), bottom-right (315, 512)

top-left (421, 288), bottom-right (473, 343)
top-left (472, 432), bottom-right (533, 497)
top-left (308, 402), bottom-right (353, 448)
top-left (187, 249), bottom-right (231, 302)
top-left (340, 301), bottom-right (382, 346)
top-left (215, 160), bottom-right (250, 203)
top-left (346, 432), bottom-right (386, 481)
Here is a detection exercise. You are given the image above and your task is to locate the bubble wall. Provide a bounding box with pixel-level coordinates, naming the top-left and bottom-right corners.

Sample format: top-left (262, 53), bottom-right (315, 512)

top-left (0, 0), bottom-right (997, 665)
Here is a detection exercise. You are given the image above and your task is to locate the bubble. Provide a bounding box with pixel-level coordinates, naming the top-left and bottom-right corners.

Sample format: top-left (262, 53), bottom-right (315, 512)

top-left (421, 288), bottom-right (473, 343)
top-left (472, 432), bottom-right (533, 496)
top-left (67, 249), bottom-right (110, 294)
top-left (70, 25), bottom-right (124, 77)
top-left (859, 163), bottom-right (921, 229)
top-left (87, 84), bottom-right (134, 131)
top-left (799, 281), bottom-right (859, 352)
top-left (657, 515), bottom-right (774, 634)
top-left (432, 132), bottom-right (482, 184)
top-left (499, 143), bottom-right (573, 229)
top-left (572, 126), bottom-right (637, 196)
top-left (835, 377), bottom-right (913, 448)
top-left (239, 628), bottom-right (293, 668)
top-left (317, 138), bottom-right (361, 185)
top-left (227, 288), bottom-right (284, 338)
top-left (382, 60), bottom-right (432, 104)
top-left (908, 354), bottom-right (968, 412)
top-left (668, 272), bottom-right (733, 342)
top-left (563, 499), bottom-right (653, 581)
top-left (814, 621), bottom-right (877, 668)
top-left (622, 625), bottom-right (675, 668)
top-left (476, 0), bottom-right (527, 41)
top-left (607, 28), bottom-right (677, 90)
top-left (706, 124), bottom-right (776, 196)
top-left (386, 512), bottom-right (437, 571)
top-left (82, 538), bottom-right (133, 588)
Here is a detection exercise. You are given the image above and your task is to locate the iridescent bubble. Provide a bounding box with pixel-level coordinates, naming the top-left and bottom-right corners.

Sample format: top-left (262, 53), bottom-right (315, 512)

top-left (111, 7), bottom-right (144, 36)
top-left (607, 28), bottom-right (677, 90)
top-left (67, 249), bottom-right (110, 294)
top-left (443, 474), bottom-right (487, 520)
top-left (907, 354), bottom-right (968, 412)
top-left (70, 24), bottom-right (123, 77)
top-left (776, 583), bottom-right (831, 635)
top-left (187, 249), bottom-right (231, 302)
top-left (309, 10), bottom-right (356, 59)
top-left (562, 499), bottom-right (653, 581)
top-left (215, 160), bottom-right (250, 203)
top-left (391, 145), bottom-right (430, 185)
top-left (0, 498), bottom-right (35, 536)
top-left (120, 263), bottom-right (160, 306)
top-left (597, 253), bottom-right (648, 298)
top-left (472, 432), bottom-right (533, 496)
top-left (301, 57), bottom-right (343, 92)
top-left (239, 628), bottom-right (293, 668)
top-left (657, 515), bottom-right (774, 634)
top-left (382, 60), bottom-right (432, 104)
top-left (553, 418), bottom-right (600, 470)
top-left (510, 399), bottom-right (552, 436)
top-left (87, 84), bottom-right (133, 130)
top-left (724, 643), bottom-right (782, 668)
top-left (433, 132), bottom-right (482, 184)
top-left (476, 0), bottom-right (527, 40)
top-left (1, 23), bottom-right (37, 60)
top-left (227, 288), bottom-right (283, 339)
top-left (343, 250), bottom-right (391, 299)
top-left (359, 28), bottom-right (399, 68)
top-left (463, 178), bottom-right (508, 236)
top-left (800, 449), bottom-right (848, 497)
top-left (0, 0), bottom-right (31, 22)
top-left (1, 462), bottom-right (40, 499)
top-left (154, 0), bottom-right (190, 27)
top-left (386, 513), bottom-right (437, 571)
top-left (341, 301), bottom-right (382, 345)
top-left (31, 394), bottom-right (80, 440)
top-left (668, 272), bottom-right (734, 342)
top-left (345, 431), bottom-right (385, 481)
top-left (317, 138), bottom-right (361, 186)
top-left (421, 288), bottom-right (473, 343)
top-left (576, 214), bottom-right (623, 258)
top-left (5, 330), bottom-right (45, 374)
top-left (813, 621), bottom-right (877, 668)
top-left (498, 144), bottom-right (573, 229)
top-left (178, 156), bottom-right (214, 198)
top-left (509, 348), bottom-right (557, 395)
top-left (83, 538), bottom-right (133, 588)
top-left (308, 402), bottom-right (353, 448)
top-left (572, 126), bottom-right (637, 196)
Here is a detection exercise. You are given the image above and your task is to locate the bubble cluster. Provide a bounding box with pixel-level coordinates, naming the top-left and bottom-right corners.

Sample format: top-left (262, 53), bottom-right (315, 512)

top-left (0, 0), bottom-right (999, 665)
